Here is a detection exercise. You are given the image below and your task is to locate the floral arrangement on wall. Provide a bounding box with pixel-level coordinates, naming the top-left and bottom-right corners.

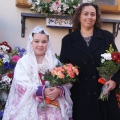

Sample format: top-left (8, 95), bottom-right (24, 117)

top-left (28, 0), bottom-right (80, 16)
top-left (0, 41), bottom-right (26, 118)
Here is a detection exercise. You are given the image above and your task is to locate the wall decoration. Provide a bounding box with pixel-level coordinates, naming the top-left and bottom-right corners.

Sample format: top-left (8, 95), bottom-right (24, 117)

top-left (46, 17), bottom-right (72, 27)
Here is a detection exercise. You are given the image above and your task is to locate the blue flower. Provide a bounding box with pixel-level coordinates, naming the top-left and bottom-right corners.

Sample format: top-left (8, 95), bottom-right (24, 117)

top-left (0, 54), bottom-right (3, 58)
top-left (0, 110), bottom-right (4, 118)
top-left (19, 49), bottom-right (26, 57)
top-left (2, 62), bottom-right (9, 69)
top-left (9, 63), bottom-right (15, 70)
top-left (15, 46), bottom-right (26, 57)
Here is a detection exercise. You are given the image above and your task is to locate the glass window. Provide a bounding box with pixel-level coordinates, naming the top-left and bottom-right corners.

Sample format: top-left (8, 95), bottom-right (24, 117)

top-left (79, 0), bottom-right (117, 5)
top-left (95, 0), bottom-right (117, 5)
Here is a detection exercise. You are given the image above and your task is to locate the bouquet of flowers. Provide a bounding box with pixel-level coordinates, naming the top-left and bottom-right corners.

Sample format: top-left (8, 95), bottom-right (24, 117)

top-left (44, 63), bottom-right (79, 87)
top-left (97, 44), bottom-right (120, 101)
top-left (42, 63), bottom-right (79, 106)
top-left (0, 41), bottom-right (26, 117)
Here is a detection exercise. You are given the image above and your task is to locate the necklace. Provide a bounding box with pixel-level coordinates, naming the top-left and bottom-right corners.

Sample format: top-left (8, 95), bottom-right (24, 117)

top-left (83, 36), bottom-right (92, 46)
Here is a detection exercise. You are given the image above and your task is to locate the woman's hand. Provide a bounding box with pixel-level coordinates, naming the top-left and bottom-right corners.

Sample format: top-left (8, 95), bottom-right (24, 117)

top-left (104, 79), bottom-right (116, 95)
top-left (44, 87), bottom-right (61, 100)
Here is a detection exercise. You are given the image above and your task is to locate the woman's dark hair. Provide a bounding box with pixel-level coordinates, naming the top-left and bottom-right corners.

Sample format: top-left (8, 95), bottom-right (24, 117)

top-left (32, 30), bottom-right (49, 40)
top-left (72, 3), bottom-right (102, 31)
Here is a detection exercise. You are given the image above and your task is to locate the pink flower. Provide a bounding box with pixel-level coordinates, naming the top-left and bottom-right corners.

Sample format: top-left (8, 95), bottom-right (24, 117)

top-left (72, 66), bottom-right (79, 75)
top-left (57, 71), bottom-right (65, 79)
top-left (44, 63), bottom-right (79, 86)
top-left (55, 1), bottom-right (60, 6)
top-left (12, 55), bottom-right (20, 63)
top-left (67, 69), bottom-right (75, 78)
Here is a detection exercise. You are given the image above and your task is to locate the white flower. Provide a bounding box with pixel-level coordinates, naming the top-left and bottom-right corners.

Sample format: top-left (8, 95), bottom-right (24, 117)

top-left (35, 1), bottom-right (40, 5)
top-left (101, 53), bottom-right (112, 60)
top-left (31, 4), bottom-right (36, 10)
top-left (2, 54), bottom-right (10, 63)
top-left (37, 0), bottom-right (40, 3)
top-left (57, 7), bottom-right (61, 13)
top-left (62, 3), bottom-right (69, 11)
top-left (101, 58), bottom-right (105, 63)
top-left (28, 0), bottom-right (33, 5)
top-left (28, 0), bottom-right (80, 15)
top-left (73, 4), bottom-right (81, 9)
top-left (0, 45), bottom-right (9, 52)
top-left (45, 81), bottom-right (50, 87)
top-left (37, 7), bottom-right (41, 13)
top-left (2, 75), bottom-right (12, 84)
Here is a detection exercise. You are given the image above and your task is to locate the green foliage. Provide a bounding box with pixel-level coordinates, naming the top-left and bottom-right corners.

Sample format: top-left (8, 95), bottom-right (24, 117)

top-left (65, 0), bottom-right (80, 15)
top-left (0, 99), bottom-right (5, 110)
top-left (55, 53), bottom-right (60, 60)
top-left (97, 60), bottom-right (119, 80)
top-left (106, 44), bottom-right (115, 53)
top-left (44, 63), bottom-right (79, 87)
top-left (44, 70), bottom-right (77, 87)
top-left (30, 0), bottom-right (80, 16)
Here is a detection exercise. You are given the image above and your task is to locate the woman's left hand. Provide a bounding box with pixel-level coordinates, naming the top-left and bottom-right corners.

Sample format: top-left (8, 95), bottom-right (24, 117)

top-left (104, 79), bottom-right (116, 95)
top-left (46, 87), bottom-right (61, 100)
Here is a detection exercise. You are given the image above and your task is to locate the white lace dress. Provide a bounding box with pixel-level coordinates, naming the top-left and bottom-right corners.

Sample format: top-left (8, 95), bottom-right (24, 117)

top-left (2, 55), bottom-right (72, 120)
top-left (2, 26), bottom-right (72, 120)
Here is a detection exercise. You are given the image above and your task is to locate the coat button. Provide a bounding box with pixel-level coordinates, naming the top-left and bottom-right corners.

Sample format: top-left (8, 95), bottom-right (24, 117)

top-left (87, 92), bottom-right (90, 95)
top-left (85, 77), bottom-right (87, 80)
top-left (92, 76), bottom-right (96, 79)
top-left (84, 61), bottom-right (87, 64)
top-left (93, 92), bottom-right (97, 95)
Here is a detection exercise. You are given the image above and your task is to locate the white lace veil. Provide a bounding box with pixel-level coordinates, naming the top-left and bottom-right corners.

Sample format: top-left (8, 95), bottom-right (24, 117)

top-left (27, 26), bottom-right (59, 82)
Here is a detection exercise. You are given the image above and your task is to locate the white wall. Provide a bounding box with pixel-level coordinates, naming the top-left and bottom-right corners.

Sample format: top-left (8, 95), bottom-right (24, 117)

top-left (0, 0), bottom-right (120, 55)
top-left (101, 14), bottom-right (120, 51)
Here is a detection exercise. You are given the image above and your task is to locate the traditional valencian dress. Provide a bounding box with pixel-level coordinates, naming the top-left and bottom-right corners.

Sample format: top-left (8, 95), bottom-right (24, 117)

top-left (2, 26), bottom-right (72, 120)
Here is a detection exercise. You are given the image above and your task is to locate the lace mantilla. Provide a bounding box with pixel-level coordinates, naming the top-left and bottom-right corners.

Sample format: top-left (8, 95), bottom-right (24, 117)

top-left (38, 63), bottom-right (48, 74)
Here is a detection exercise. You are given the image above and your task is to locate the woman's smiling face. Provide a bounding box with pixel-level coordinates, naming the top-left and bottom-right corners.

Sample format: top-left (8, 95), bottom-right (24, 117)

top-left (80, 5), bottom-right (96, 29)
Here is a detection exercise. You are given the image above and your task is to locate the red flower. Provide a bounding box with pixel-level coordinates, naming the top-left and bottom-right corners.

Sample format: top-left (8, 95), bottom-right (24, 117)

top-left (0, 41), bottom-right (12, 53)
top-left (7, 73), bottom-right (13, 78)
top-left (112, 52), bottom-right (120, 60)
top-left (116, 58), bottom-right (120, 64)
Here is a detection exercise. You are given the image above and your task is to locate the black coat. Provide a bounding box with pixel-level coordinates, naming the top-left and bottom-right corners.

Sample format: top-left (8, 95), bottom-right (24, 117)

top-left (60, 28), bottom-right (120, 120)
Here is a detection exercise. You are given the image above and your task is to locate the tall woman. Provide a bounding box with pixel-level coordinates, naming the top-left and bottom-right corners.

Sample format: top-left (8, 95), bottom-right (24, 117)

top-left (60, 2), bottom-right (120, 120)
